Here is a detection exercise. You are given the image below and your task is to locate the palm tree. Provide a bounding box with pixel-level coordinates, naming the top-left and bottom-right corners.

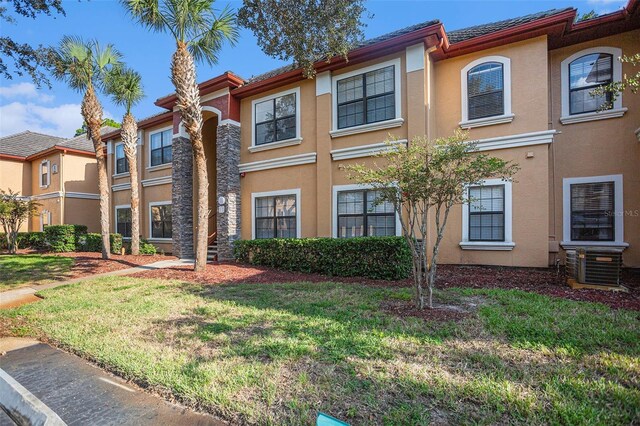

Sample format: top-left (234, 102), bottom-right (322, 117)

top-left (104, 66), bottom-right (145, 255)
top-left (49, 36), bottom-right (121, 259)
top-left (122, 0), bottom-right (238, 271)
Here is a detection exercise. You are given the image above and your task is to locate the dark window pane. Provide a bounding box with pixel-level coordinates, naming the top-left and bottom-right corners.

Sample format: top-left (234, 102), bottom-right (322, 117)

top-left (151, 205), bottom-right (172, 238)
top-left (468, 185), bottom-right (505, 242)
top-left (276, 116), bottom-right (296, 141)
top-left (255, 99), bottom-right (274, 123)
top-left (277, 217), bottom-right (296, 238)
top-left (468, 91), bottom-right (504, 120)
top-left (468, 62), bottom-right (504, 120)
top-left (275, 94), bottom-right (296, 118)
top-left (150, 133), bottom-right (162, 150)
top-left (163, 146), bottom-right (172, 163)
top-left (337, 101), bottom-right (364, 129)
top-left (116, 157), bottom-right (128, 174)
top-left (255, 195), bottom-right (297, 239)
top-left (569, 54), bottom-right (613, 114)
top-left (151, 149), bottom-right (162, 166)
top-left (337, 75), bottom-right (363, 104)
top-left (337, 189), bottom-right (396, 238)
top-left (570, 182), bottom-right (614, 241)
top-left (367, 215), bottom-right (395, 236)
top-left (365, 66), bottom-right (394, 96)
top-left (256, 122), bottom-right (275, 145)
top-left (366, 93), bottom-right (395, 124)
top-left (338, 216), bottom-right (364, 238)
top-left (256, 218), bottom-right (274, 239)
top-left (338, 191), bottom-right (363, 215)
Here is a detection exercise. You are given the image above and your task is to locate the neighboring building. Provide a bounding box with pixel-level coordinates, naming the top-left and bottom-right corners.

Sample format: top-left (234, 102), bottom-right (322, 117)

top-left (102, 1), bottom-right (640, 268)
top-left (0, 130), bottom-right (111, 232)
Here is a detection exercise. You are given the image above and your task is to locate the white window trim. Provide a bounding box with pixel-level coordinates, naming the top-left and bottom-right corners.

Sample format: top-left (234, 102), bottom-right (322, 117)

top-left (331, 183), bottom-right (402, 238)
top-left (560, 46), bottom-right (626, 125)
top-left (40, 160), bottom-right (50, 188)
top-left (148, 201), bottom-right (172, 242)
top-left (147, 126), bottom-right (173, 169)
top-left (250, 87), bottom-right (302, 151)
top-left (460, 179), bottom-right (514, 251)
top-left (561, 174), bottom-right (627, 248)
top-left (330, 58), bottom-right (403, 137)
top-left (114, 142), bottom-right (129, 177)
top-left (250, 188), bottom-right (301, 240)
top-left (40, 209), bottom-right (51, 232)
top-left (115, 204), bottom-right (132, 241)
top-left (460, 56), bottom-right (513, 129)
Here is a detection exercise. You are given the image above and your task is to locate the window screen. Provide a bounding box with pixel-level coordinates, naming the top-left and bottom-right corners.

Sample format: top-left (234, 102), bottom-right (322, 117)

top-left (469, 185), bottom-right (505, 241)
top-left (115, 144), bottom-right (129, 174)
top-left (570, 181), bottom-right (614, 241)
top-left (337, 189), bottom-right (395, 238)
top-left (116, 207), bottom-right (132, 238)
top-left (255, 93), bottom-right (296, 145)
top-left (337, 66), bottom-right (395, 129)
top-left (151, 204), bottom-right (172, 239)
top-left (150, 130), bottom-right (172, 166)
top-left (255, 194), bottom-right (297, 239)
top-left (467, 62), bottom-right (504, 120)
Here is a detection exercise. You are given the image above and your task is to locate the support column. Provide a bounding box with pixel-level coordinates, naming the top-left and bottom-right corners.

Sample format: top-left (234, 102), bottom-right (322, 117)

top-left (216, 122), bottom-right (241, 260)
top-left (172, 136), bottom-right (194, 259)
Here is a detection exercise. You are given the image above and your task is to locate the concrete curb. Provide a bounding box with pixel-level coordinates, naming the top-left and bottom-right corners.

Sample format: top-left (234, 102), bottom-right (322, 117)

top-left (0, 368), bottom-right (66, 425)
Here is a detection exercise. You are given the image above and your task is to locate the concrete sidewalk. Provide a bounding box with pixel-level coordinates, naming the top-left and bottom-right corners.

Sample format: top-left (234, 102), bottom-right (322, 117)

top-left (0, 339), bottom-right (226, 425)
top-left (0, 258), bottom-right (194, 309)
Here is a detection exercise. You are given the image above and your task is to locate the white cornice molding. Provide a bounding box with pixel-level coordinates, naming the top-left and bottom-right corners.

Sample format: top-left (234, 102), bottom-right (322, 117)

top-left (219, 119), bottom-right (241, 127)
top-left (65, 192), bottom-right (99, 200)
top-left (142, 175), bottom-right (172, 187)
top-left (472, 130), bottom-right (556, 152)
top-left (330, 139), bottom-right (408, 161)
top-left (560, 107), bottom-right (627, 125)
top-left (248, 137), bottom-right (302, 153)
top-left (459, 242), bottom-right (515, 251)
top-left (329, 118), bottom-right (404, 139)
top-left (239, 152), bottom-right (317, 173)
top-left (31, 191), bottom-right (62, 200)
top-left (112, 182), bottom-right (132, 192)
top-left (560, 241), bottom-right (628, 250)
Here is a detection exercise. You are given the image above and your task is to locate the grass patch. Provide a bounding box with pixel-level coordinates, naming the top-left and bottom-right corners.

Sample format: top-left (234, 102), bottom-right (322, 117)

top-left (3, 278), bottom-right (639, 425)
top-left (0, 254), bottom-right (73, 290)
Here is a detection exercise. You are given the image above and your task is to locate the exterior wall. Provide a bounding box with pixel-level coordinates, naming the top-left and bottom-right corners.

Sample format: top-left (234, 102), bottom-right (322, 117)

top-left (64, 198), bottom-right (100, 232)
top-left (549, 30), bottom-right (640, 267)
top-left (31, 152), bottom-right (62, 196)
top-left (143, 183), bottom-right (173, 253)
top-left (0, 158), bottom-right (31, 195)
top-left (61, 153), bottom-right (98, 194)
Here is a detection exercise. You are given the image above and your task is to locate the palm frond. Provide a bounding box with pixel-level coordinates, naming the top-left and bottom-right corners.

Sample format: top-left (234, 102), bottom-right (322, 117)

top-left (121, 0), bottom-right (167, 33)
top-left (48, 35), bottom-right (93, 92)
top-left (188, 3), bottom-right (238, 65)
top-left (103, 66), bottom-right (145, 114)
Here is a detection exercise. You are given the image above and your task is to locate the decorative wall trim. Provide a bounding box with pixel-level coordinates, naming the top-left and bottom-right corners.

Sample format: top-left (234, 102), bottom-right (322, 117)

top-left (219, 119), bottom-right (241, 127)
top-left (32, 191), bottom-right (61, 200)
top-left (142, 175), bottom-right (172, 187)
top-left (66, 192), bottom-right (100, 200)
top-left (239, 152), bottom-right (317, 173)
top-left (316, 71), bottom-right (331, 96)
top-left (329, 118), bottom-right (404, 138)
top-left (248, 137), bottom-right (302, 153)
top-left (406, 43), bottom-right (425, 72)
top-left (250, 188), bottom-right (301, 240)
top-left (460, 113), bottom-right (515, 129)
top-left (330, 139), bottom-right (407, 161)
top-left (112, 182), bottom-right (131, 192)
top-left (472, 130), bottom-right (556, 151)
top-left (560, 107), bottom-right (627, 125)
top-left (459, 242), bottom-right (516, 250)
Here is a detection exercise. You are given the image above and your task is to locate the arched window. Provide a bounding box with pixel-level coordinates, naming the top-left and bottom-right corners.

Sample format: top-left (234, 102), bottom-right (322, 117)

top-left (467, 62), bottom-right (504, 120)
top-left (568, 53), bottom-right (613, 115)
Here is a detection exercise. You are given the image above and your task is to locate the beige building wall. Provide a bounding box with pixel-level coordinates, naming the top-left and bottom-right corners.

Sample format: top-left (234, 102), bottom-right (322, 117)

top-left (0, 158), bottom-right (31, 195)
top-left (62, 153), bottom-right (98, 194)
top-left (548, 30), bottom-right (640, 267)
top-left (64, 198), bottom-right (100, 232)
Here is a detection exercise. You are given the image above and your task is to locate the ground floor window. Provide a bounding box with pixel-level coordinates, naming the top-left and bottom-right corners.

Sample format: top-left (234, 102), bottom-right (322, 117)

top-left (468, 184), bottom-right (505, 241)
top-left (255, 194), bottom-right (297, 239)
top-left (337, 189), bottom-right (395, 238)
top-left (40, 209), bottom-right (51, 231)
top-left (570, 181), bottom-right (615, 241)
top-left (151, 203), bottom-right (172, 239)
top-left (116, 206), bottom-right (132, 238)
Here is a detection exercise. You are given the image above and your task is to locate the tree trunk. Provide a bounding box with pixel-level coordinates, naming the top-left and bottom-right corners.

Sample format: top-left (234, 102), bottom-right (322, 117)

top-left (171, 41), bottom-right (207, 271)
top-left (82, 85), bottom-right (110, 259)
top-left (122, 113), bottom-right (140, 255)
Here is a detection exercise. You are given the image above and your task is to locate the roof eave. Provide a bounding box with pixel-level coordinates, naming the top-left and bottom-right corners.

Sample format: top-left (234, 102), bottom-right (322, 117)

top-left (101, 111), bottom-right (174, 141)
top-left (154, 72), bottom-right (244, 110)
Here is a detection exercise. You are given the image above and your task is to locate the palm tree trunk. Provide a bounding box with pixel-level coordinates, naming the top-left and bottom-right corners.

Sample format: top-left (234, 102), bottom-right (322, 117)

top-left (122, 113), bottom-right (140, 255)
top-left (171, 41), bottom-right (207, 271)
top-left (82, 85), bottom-right (110, 259)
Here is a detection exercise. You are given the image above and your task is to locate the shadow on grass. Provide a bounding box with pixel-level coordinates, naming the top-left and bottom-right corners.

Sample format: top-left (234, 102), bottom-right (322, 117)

top-left (0, 254), bottom-right (74, 289)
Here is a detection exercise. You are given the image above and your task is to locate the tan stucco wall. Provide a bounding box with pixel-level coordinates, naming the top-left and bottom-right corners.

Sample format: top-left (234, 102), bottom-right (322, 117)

top-left (32, 197), bottom-right (62, 232)
top-left (0, 158), bottom-right (31, 195)
top-left (62, 154), bottom-right (98, 194)
top-left (31, 152), bottom-right (61, 195)
top-left (549, 30), bottom-right (640, 267)
top-left (64, 198), bottom-right (100, 232)
top-left (434, 36), bottom-right (549, 140)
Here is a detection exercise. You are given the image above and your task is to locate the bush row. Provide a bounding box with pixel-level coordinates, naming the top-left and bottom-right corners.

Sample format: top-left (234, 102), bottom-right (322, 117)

top-left (76, 233), bottom-right (123, 254)
top-left (0, 232), bottom-right (46, 251)
top-left (234, 236), bottom-right (412, 280)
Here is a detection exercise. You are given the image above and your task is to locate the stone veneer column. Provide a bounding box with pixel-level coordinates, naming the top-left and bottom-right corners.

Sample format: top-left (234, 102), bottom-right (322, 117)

top-left (216, 122), bottom-right (241, 260)
top-left (172, 136), bottom-right (194, 259)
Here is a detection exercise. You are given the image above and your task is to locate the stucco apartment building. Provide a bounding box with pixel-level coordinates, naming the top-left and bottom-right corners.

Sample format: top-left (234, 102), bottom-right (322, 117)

top-left (103, 1), bottom-right (640, 268)
top-left (0, 130), bottom-right (105, 232)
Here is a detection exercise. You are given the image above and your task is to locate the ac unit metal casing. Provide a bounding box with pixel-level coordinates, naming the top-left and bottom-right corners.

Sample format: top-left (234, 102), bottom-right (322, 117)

top-left (566, 247), bottom-right (623, 286)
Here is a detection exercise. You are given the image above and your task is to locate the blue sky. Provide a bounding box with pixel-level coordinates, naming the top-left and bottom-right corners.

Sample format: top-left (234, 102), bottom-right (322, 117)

top-left (0, 0), bottom-right (628, 138)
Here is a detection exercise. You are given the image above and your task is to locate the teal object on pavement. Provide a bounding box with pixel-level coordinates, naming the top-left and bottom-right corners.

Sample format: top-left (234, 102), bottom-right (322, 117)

top-left (317, 412), bottom-right (350, 426)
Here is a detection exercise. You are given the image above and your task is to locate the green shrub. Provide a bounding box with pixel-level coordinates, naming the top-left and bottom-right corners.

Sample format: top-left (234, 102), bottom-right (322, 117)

top-left (234, 237), bottom-right (411, 280)
top-left (0, 232), bottom-right (45, 250)
top-left (139, 240), bottom-right (157, 255)
top-left (44, 225), bottom-right (76, 252)
top-left (77, 233), bottom-right (123, 254)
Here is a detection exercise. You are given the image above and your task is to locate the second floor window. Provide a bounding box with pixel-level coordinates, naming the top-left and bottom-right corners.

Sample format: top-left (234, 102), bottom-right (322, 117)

top-left (150, 129), bottom-right (172, 166)
top-left (570, 181), bottom-right (614, 241)
top-left (40, 161), bottom-right (49, 187)
top-left (467, 62), bottom-right (504, 120)
top-left (468, 185), bottom-right (505, 242)
top-left (255, 93), bottom-right (297, 146)
top-left (569, 53), bottom-right (612, 115)
top-left (337, 65), bottom-right (395, 129)
top-left (115, 144), bottom-right (129, 174)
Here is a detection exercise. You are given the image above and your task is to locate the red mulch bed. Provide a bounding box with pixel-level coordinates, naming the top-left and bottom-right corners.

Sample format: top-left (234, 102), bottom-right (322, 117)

top-left (130, 261), bottom-right (640, 311)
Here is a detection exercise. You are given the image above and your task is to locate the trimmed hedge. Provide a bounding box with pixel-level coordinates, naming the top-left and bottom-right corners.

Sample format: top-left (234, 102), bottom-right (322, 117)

top-left (44, 225), bottom-right (77, 252)
top-left (0, 232), bottom-right (45, 250)
top-left (139, 240), bottom-right (157, 255)
top-left (77, 233), bottom-right (123, 254)
top-left (234, 237), bottom-right (412, 280)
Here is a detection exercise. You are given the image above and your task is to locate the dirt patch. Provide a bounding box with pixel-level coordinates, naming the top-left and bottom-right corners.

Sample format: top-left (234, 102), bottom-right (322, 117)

top-left (131, 261), bottom-right (640, 311)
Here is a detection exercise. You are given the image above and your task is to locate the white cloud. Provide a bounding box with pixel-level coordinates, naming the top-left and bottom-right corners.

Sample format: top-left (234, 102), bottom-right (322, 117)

top-left (0, 101), bottom-right (84, 138)
top-left (0, 82), bottom-right (54, 103)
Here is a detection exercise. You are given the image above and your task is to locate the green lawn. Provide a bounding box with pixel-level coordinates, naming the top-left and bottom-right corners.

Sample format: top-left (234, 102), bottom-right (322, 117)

top-left (2, 277), bottom-right (639, 425)
top-left (0, 255), bottom-right (74, 291)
